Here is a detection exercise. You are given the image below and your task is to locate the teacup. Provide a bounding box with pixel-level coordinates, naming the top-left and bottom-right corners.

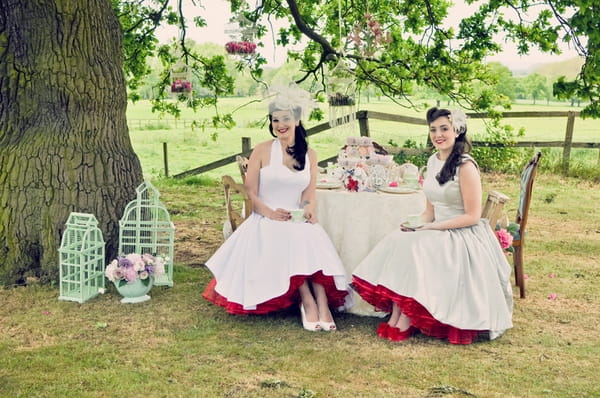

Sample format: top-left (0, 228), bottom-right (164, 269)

top-left (403, 172), bottom-right (419, 188)
top-left (406, 214), bottom-right (422, 228)
top-left (290, 209), bottom-right (306, 222)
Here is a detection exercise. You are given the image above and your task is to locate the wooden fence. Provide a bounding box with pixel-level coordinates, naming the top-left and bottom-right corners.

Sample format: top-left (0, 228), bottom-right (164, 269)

top-left (172, 110), bottom-right (599, 178)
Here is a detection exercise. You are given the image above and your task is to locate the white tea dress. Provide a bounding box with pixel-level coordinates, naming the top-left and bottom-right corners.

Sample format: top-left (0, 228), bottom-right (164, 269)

top-left (204, 140), bottom-right (350, 314)
top-left (352, 154), bottom-right (513, 344)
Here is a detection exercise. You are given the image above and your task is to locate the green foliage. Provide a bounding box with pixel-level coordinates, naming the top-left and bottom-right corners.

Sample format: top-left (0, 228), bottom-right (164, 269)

top-left (113, 0), bottom-right (599, 121)
top-left (471, 123), bottom-right (527, 173)
top-left (391, 138), bottom-right (431, 168)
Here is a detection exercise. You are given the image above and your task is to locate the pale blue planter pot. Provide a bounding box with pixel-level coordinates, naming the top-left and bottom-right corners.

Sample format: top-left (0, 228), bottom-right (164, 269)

top-left (113, 277), bottom-right (154, 303)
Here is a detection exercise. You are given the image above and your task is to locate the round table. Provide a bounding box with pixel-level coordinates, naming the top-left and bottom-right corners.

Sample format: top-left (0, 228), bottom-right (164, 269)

top-left (316, 188), bottom-right (426, 316)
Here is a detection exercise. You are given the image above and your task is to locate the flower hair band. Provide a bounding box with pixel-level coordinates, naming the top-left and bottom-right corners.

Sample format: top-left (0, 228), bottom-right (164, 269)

top-left (267, 83), bottom-right (317, 122)
top-left (448, 109), bottom-right (467, 135)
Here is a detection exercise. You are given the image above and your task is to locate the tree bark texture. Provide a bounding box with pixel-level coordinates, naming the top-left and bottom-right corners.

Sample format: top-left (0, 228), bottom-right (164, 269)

top-left (0, 0), bottom-right (144, 285)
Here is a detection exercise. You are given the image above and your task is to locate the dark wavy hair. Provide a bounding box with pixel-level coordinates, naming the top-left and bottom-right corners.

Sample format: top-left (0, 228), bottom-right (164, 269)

top-left (426, 107), bottom-right (472, 185)
top-left (268, 107), bottom-right (308, 171)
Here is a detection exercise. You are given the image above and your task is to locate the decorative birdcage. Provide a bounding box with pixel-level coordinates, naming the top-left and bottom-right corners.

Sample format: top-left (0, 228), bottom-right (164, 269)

top-left (118, 181), bottom-right (175, 287)
top-left (170, 61), bottom-right (192, 99)
top-left (224, 14), bottom-right (258, 56)
top-left (59, 212), bottom-right (105, 303)
top-left (326, 58), bottom-right (357, 132)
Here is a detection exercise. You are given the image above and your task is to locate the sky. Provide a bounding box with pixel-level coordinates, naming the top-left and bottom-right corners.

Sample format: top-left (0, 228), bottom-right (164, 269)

top-left (157, 0), bottom-right (581, 73)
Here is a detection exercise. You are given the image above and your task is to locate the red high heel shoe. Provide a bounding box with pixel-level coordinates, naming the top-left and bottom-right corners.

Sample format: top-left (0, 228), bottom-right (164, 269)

top-left (376, 322), bottom-right (390, 338)
top-left (387, 326), bottom-right (417, 342)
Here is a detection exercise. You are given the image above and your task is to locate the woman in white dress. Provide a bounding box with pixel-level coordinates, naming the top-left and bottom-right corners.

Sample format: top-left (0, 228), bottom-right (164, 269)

top-left (203, 86), bottom-right (350, 331)
top-left (352, 107), bottom-right (513, 344)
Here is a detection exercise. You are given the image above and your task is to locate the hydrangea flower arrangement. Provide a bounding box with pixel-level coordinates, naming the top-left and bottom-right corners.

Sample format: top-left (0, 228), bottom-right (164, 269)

top-left (105, 253), bottom-right (166, 287)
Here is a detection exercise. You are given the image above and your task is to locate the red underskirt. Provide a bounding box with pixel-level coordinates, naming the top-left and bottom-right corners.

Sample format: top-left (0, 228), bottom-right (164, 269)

top-left (203, 271), bottom-right (348, 315)
top-left (352, 276), bottom-right (482, 344)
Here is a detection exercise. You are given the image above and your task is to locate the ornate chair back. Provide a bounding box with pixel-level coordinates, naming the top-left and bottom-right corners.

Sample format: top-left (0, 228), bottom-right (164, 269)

top-left (513, 151), bottom-right (542, 298)
top-left (222, 175), bottom-right (252, 235)
top-left (236, 155), bottom-right (249, 183)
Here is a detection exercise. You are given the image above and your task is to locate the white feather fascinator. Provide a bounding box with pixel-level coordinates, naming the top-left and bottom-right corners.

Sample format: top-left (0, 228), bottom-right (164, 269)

top-left (267, 83), bottom-right (317, 122)
top-left (448, 109), bottom-right (467, 135)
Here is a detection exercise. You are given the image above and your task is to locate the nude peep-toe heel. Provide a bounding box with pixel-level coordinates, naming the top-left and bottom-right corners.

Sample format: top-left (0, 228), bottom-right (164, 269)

top-left (319, 319), bottom-right (337, 332)
top-left (300, 304), bottom-right (322, 332)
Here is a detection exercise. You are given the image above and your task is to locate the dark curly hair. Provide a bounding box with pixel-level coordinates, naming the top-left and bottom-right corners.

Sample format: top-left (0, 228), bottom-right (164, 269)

top-left (268, 107), bottom-right (308, 171)
top-left (426, 107), bottom-right (472, 185)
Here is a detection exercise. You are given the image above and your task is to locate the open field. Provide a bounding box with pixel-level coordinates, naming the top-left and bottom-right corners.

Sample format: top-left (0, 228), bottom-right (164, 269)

top-left (1, 172), bottom-right (599, 397)
top-left (126, 98), bottom-right (600, 180)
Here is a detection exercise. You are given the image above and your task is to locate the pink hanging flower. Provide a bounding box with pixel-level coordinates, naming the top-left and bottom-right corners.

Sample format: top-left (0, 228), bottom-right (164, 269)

top-left (225, 41), bottom-right (256, 55)
top-left (548, 293), bottom-right (557, 300)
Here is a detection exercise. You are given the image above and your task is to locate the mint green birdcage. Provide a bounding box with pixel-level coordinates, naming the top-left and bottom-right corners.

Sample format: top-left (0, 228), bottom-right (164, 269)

top-left (59, 212), bottom-right (105, 303)
top-left (118, 181), bottom-right (175, 287)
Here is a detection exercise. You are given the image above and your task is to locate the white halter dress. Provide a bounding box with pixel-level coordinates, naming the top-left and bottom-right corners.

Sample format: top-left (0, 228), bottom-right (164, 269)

top-left (204, 140), bottom-right (350, 314)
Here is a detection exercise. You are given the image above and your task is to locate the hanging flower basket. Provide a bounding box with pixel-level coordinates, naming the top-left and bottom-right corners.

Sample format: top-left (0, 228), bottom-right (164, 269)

top-left (169, 61), bottom-right (192, 96)
top-left (328, 92), bottom-right (356, 106)
top-left (349, 13), bottom-right (392, 57)
top-left (326, 58), bottom-right (357, 129)
top-left (171, 79), bottom-right (192, 93)
top-left (225, 41), bottom-right (257, 55)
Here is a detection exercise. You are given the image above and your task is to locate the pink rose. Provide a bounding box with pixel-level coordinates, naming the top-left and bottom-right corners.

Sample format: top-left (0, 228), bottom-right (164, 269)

top-left (495, 228), bottom-right (513, 250)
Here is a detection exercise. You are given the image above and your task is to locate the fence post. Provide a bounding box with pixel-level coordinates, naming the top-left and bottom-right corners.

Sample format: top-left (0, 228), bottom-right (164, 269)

top-left (561, 111), bottom-right (576, 174)
top-left (242, 137), bottom-right (251, 154)
top-left (357, 111), bottom-right (370, 137)
top-left (163, 142), bottom-right (169, 177)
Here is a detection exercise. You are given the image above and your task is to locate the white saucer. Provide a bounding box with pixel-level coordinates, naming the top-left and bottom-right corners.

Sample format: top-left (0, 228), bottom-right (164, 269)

top-left (317, 181), bottom-right (343, 189)
top-left (401, 221), bottom-right (424, 230)
top-left (377, 186), bottom-right (419, 194)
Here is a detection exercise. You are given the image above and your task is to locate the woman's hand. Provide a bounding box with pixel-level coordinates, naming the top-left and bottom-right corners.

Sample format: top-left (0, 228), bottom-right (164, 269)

top-left (270, 208), bottom-right (291, 221)
top-left (303, 209), bottom-right (318, 224)
top-left (400, 222), bottom-right (433, 231)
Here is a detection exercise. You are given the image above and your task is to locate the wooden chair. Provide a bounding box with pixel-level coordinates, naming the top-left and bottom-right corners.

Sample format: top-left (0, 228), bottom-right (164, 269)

top-left (481, 190), bottom-right (510, 231)
top-left (221, 175), bottom-right (252, 235)
top-left (512, 151), bottom-right (542, 298)
top-left (236, 155), bottom-right (249, 183)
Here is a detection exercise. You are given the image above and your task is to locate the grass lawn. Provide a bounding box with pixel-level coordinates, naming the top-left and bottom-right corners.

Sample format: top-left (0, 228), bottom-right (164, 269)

top-left (1, 171), bottom-right (599, 397)
top-left (0, 98), bottom-right (598, 397)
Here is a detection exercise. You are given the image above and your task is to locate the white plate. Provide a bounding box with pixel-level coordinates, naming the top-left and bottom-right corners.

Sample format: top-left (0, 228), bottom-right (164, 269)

top-left (377, 186), bottom-right (419, 194)
top-left (316, 181), bottom-right (343, 189)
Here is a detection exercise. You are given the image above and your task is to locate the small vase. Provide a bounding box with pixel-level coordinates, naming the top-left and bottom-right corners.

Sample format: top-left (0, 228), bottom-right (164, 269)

top-left (113, 277), bottom-right (154, 303)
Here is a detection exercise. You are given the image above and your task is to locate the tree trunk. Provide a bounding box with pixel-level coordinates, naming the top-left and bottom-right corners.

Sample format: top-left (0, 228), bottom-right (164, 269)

top-left (0, 0), bottom-right (143, 285)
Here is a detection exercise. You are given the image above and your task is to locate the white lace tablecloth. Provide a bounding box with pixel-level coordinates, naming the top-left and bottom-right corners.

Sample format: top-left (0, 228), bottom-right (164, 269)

top-left (316, 188), bottom-right (426, 316)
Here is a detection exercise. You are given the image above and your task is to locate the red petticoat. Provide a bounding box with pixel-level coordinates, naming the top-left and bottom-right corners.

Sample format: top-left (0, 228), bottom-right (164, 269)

top-left (203, 271), bottom-right (348, 315)
top-left (352, 276), bottom-right (482, 344)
